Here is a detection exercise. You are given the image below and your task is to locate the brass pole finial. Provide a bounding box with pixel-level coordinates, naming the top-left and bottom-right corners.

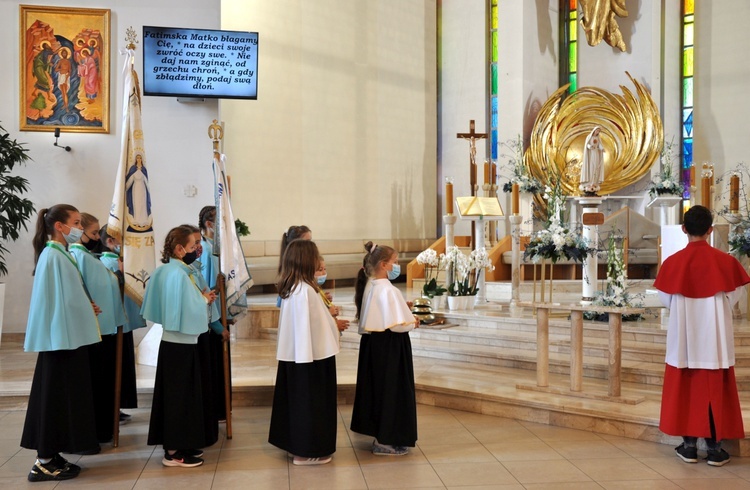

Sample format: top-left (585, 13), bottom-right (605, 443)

top-left (209, 119), bottom-right (223, 153)
top-left (125, 26), bottom-right (138, 51)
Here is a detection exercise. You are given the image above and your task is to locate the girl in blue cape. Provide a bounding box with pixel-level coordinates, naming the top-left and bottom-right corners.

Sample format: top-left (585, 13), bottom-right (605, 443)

top-left (70, 213), bottom-right (127, 444)
top-left (21, 204), bottom-right (102, 482)
top-left (141, 225), bottom-right (216, 468)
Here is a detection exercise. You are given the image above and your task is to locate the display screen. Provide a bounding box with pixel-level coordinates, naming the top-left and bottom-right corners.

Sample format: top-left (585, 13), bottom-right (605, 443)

top-left (142, 26), bottom-right (258, 99)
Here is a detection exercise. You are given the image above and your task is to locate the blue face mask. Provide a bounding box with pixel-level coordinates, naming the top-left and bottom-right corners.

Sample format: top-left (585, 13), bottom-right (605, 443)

top-left (316, 274), bottom-right (327, 285)
top-left (114, 245), bottom-right (122, 254)
top-left (387, 263), bottom-right (401, 281)
top-left (63, 224), bottom-right (83, 245)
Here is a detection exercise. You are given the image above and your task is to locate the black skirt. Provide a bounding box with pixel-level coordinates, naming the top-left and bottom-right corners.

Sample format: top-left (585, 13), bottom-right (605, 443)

top-left (21, 346), bottom-right (99, 457)
top-left (119, 330), bottom-right (138, 409)
top-left (197, 331), bottom-right (219, 445)
top-left (268, 356), bottom-right (337, 458)
top-left (209, 329), bottom-right (231, 420)
top-left (88, 335), bottom-right (117, 442)
top-left (147, 340), bottom-right (209, 450)
top-left (350, 330), bottom-right (418, 447)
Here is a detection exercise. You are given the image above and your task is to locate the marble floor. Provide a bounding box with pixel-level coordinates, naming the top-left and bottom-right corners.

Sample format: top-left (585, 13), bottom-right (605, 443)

top-left (1, 285), bottom-right (750, 487)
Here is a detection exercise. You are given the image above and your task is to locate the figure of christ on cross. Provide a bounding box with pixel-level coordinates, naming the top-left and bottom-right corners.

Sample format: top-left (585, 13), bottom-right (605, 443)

top-left (457, 120), bottom-right (488, 198)
top-left (457, 120), bottom-right (488, 248)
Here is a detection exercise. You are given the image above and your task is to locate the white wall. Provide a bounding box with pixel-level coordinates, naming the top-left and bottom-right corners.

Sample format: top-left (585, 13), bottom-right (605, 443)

top-left (0, 0), bottom-right (221, 333)
top-left (693, 0), bottom-right (750, 204)
top-left (220, 0), bottom-right (438, 241)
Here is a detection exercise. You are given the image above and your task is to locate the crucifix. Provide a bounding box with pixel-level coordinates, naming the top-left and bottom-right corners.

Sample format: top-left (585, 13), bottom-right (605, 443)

top-left (457, 119), bottom-right (488, 247)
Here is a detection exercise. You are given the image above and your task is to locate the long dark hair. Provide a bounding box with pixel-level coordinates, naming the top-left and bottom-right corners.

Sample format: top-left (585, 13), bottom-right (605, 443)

top-left (354, 241), bottom-right (396, 320)
top-left (199, 205), bottom-right (216, 233)
top-left (277, 239), bottom-right (320, 299)
top-left (32, 204), bottom-right (78, 270)
top-left (160, 225), bottom-right (194, 264)
top-left (278, 225), bottom-right (311, 273)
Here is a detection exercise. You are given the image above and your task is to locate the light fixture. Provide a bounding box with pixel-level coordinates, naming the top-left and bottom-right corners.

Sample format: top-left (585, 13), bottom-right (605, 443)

top-left (53, 127), bottom-right (71, 152)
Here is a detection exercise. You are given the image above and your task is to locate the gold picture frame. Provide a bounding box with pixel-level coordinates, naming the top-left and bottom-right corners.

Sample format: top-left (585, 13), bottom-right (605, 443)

top-left (19, 5), bottom-right (110, 133)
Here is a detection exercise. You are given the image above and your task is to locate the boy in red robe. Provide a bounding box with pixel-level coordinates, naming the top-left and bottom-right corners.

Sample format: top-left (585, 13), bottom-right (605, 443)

top-left (654, 205), bottom-right (750, 466)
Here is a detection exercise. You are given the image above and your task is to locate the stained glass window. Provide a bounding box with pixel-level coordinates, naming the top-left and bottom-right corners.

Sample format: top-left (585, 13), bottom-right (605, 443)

top-left (560, 0), bottom-right (578, 94)
top-left (682, 0), bottom-right (694, 201)
top-left (490, 0), bottom-right (499, 160)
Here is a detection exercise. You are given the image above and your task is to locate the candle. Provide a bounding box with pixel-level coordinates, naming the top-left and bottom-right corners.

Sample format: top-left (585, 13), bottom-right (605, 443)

top-left (701, 175), bottom-right (711, 209)
top-left (512, 183), bottom-right (520, 215)
top-left (484, 160), bottom-right (490, 185)
top-left (689, 164), bottom-right (695, 187)
top-left (490, 161), bottom-right (497, 185)
top-left (445, 177), bottom-right (454, 215)
top-left (730, 174), bottom-right (740, 212)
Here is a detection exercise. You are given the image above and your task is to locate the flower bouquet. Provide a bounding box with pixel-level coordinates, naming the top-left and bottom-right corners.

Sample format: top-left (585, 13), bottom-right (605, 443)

top-left (415, 248), bottom-right (447, 298)
top-left (647, 139), bottom-right (685, 198)
top-left (729, 223), bottom-right (750, 258)
top-left (500, 136), bottom-right (543, 194)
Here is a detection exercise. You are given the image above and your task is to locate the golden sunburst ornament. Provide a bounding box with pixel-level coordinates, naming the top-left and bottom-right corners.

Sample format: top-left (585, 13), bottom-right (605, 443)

top-left (525, 72), bottom-right (663, 197)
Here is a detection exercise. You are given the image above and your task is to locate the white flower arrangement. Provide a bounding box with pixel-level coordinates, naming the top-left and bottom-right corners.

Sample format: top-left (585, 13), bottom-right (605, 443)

top-left (524, 181), bottom-right (592, 264)
top-left (647, 139), bottom-right (685, 199)
top-left (443, 245), bottom-right (495, 296)
top-left (500, 135), bottom-right (543, 194)
top-left (415, 248), bottom-right (447, 297)
top-left (586, 234), bottom-right (643, 321)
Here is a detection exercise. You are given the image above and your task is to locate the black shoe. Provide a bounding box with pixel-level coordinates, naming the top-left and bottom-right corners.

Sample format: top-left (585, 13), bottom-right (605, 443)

top-left (675, 443), bottom-right (698, 463)
top-left (183, 448), bottom-right (204, 458)
top-left (28, 458), bottom-right (80, 482)
top-left (162, 450), bottom-right (204, 468)
top-left (119, 411), bottom-right (132, 424)
top-left (706, 448), bottom-right (730, 467)
top-left (52, 454), bottom-right (81, 474)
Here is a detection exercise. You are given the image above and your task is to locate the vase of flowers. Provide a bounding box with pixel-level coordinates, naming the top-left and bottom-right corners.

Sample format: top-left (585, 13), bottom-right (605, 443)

top-left (415, 248), bottom-right (447, 301)
top-left (647, 139), bottom-right (685, 199)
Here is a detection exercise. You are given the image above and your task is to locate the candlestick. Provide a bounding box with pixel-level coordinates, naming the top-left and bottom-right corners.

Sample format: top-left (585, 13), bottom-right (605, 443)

top-left (701, 176), bottom-right (711, 209)
top-left (445, 177), bottom-right (454, 215)
top-left (689, 164), bottom-right (695, 188)
top-left (730, 174), bottom-right (740, 212)
top-left (512, 183), bottom-right (520, 215)
top-left (483, 160), bottom-right (490, 185)
top-left (490, 161), bottom-right (496, 185)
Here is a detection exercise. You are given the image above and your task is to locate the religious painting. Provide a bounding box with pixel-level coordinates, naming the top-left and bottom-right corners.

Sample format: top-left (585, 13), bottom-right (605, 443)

top-left (19, 5), bottom-right (110, 133)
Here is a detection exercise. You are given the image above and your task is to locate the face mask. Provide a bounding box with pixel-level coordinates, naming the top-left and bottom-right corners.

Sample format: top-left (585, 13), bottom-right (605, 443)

top-left (316, 274), bottom-right (327, 285)
top-left (387, 263), bottom-right (401, 281)
top-left (182, 251), bottom-right (198, 265)
top-left (83, 238), bottom-right (98, 251)
top-left (62, 224), bottom-right (83, 245)
top-left (114, 245), bottom-right (122, 255)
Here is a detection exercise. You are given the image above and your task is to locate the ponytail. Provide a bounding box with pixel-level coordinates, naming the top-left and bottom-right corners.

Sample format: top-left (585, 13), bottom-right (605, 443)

top-left (32, 204), bottom-right (78, 272)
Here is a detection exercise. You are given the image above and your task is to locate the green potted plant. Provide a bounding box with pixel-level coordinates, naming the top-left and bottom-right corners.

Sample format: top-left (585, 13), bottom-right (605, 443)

top-left (0, 124), bottom-right (35, 339)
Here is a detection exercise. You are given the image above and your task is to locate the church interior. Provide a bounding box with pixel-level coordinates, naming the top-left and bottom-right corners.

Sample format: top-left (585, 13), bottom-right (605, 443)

top-left (2, 0), bottom-right (750, 487)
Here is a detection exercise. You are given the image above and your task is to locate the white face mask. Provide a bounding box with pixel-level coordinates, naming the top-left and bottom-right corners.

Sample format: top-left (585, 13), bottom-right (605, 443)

top-left (62, 224), bottom-right (83, 245)
top-left (316, 274), bottom-right (327, 285)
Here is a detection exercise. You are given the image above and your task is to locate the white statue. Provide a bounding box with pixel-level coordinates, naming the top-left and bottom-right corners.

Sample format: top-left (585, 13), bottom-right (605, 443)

top-left (579, 127), bottom-right (605, 195)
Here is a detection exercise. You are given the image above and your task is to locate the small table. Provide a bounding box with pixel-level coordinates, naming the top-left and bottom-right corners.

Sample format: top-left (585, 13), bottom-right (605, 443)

top-left (517, 302), bottom-right (646, 404)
